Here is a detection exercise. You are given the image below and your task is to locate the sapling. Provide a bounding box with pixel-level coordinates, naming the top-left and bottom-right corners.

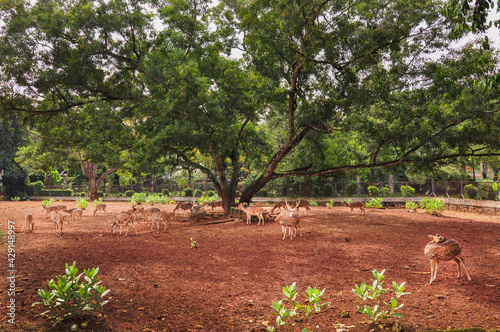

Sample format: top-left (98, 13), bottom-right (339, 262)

top-left (189, 237), bottom-right (199, 248)
top-left (352, 269), bottom-right (409, 325)
top-left (34, 262), bottom-right (109, 327)
top-left (77, 198), bottom-right (89, 210)
top-left (267, 282), bottom-right (330, 332)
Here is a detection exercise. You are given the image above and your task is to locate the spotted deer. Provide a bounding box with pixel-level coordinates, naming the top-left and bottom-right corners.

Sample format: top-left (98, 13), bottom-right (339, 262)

top-left (204, 200), bottom-right (222, 211)
top-left (43, 204), bottom-right (67, 215)
top-left (150, 211), bottom-right (174, 231)
top-left (275, 200), bottom-right (302, 240)
top-left (23, 213), bottom-right (34, 233)
top-left (342, 201), bottom-right (365, 214)
top-left (424, 234), bottom-right (471, 285)
top-left (111, 212), bottom-right (137, 236)
top-left (50, 212), bottom-right (65, 236)
top-left (238, 203), bottom-right (265, 225)
top-left (173, 202), bottom-right (193, 216)
top-left (93, 204), bottom-right (107, 216)
top-left (143, 207), bottom-right (161, 223)
top-left (294, 199), bottom-right (311, 214)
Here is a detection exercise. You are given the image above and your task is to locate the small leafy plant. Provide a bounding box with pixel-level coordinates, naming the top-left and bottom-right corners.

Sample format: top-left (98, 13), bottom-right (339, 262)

top-left (130, 192), bottom-right (147, 205)
top-left (418, 197), bottom-right (444, 215)
top-left (352, 269), bottom-right (409, 325)
top-left (41, 198), bottom-right (56, 209)
top-left (267, 282), bottom-right (330, 332)
top-left (367, 186), bottom-right (380, 197)
top-left (189, 237), bottom-right (199, 248)
top-left (34, 262), bottom-right (110, 327)
top-left (325, 199), bottom-right (334, 209)
top-left (405, 201), bottom-right (418, 212)
top-left (11, 196), bottom-right (20, 201)
top-left (400, 185), bottom-right (415, 197)
top-left (309, 200), bottom-right (318, 207)
top-left (365, 197), bottom-right (383, 209)
top-left (77, 198), bottom-right (89, 210)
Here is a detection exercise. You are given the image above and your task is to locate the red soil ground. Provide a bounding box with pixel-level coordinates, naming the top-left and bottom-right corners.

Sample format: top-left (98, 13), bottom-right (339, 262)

top-left (0, 200), bottom-right (499, 332)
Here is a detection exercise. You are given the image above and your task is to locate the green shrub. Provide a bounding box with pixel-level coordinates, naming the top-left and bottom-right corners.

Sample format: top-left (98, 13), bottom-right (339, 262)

top-left (345, 182), bottom-right (358, 196)
top-left (256, 188), bottom-right (268, 197)
top-left (34, 262), bottom-right (109, 327)
top-left (400, 185), bottom-right (415, 196)
top-left (184, 187), bottom-right (194, 197)
top-left (405, 201), bottom-right (418, 212)
top-left (479, 181), bottom-right (496, 200)
top-left (322, 183), bottom-right (334, 197)
top-left (163, 188), bottom-right (170, 196)
top-left (419, 197), bottom-right (445, 215)
top-left (130, 192), bottom-right (147, 204)
top-left (29, 181), bottom-right (45, 196)
top-left (367, 186), bottom-right (380, 197)
top-left (365, 197), bottom-right (383, 209)
top-left (194, 189), bottom-right (203, 197)
top-left (39, 189), bottom-right (73, 197)
top-left (125, 190), bottom-right (135, 197)
top-left (382, 186), bottom-right (390, 196)
top-left (77, 198), bottom-right (89, 210)
top-left (207, 190), bottom-right (215, 197)
top-left (464, 184), bottom-right (478, 199)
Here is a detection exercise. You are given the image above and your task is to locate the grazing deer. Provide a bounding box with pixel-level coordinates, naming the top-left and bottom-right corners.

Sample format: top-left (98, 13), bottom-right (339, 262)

top-left (150, 211), bottom-right (173, 231)
top-left (93, 204), bottom-right (107, 216)
top-left (424, 234), bottom-right (471, 285)
top-left (50, 212), bottom-right (65, 236)
top-left (71, 209), bottom-right (83, 223)
top-left (23, 213), bottom-right (34, 233)
top-left (143, 207), bottom-right (161, 222)
top-left (173, 202), bottom-right (193, 216)
top-left (342, 201), bottom-right (365, 215)
top-left (204, 200), bottom-right (222, 211)
top-left (271, 201), bottom-right (288, 214)
top-left (111, 212), bottom-right (137, 236)
top-left (294, 199), bottom-right (311, 214)
top-left (43, 205), bottom-right (67, 215)
top-left (238, 203), bottom-right (265, 225)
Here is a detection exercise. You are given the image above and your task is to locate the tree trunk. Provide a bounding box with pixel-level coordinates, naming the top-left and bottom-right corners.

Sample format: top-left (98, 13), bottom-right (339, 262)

top-left (80, 160), bottom-right (118, 201)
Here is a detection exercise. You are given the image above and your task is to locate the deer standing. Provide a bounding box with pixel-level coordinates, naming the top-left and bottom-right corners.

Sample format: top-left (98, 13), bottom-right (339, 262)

top-left (238, 203), bottom-right (265, 225)
top-left (111, 212), bottom-right (137, 236)
top-left (342, 201), bottom-right (365, 214)
top-left (275, 200), bottom-right (302, 240)
top-left (424, 234), bottom-right (471, 285)
top-left (93, 204), bottom-right (107, 216)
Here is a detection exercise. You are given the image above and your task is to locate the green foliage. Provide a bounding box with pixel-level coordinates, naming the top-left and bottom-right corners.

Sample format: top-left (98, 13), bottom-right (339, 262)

top-left (34, 262), bottom-right (110, 327)
top-left (130, 192), bottom-right (147, 205)
top-left (206, 190), bottom-right (215, 197)
top-left (197, 194), bottom-right (221, 205)
top-left (77, 198), bottom-right (89, 210)
top-left (93, 198), bottom-right (104, 207)
top-left (39, 189), bottom-right (74, 197)
top-left (256, 188), bottom-right (268, 197)
top-left (184, 188), bottom-right (194, 197)
top-left (267, 282), bottom-right (330, 332)
top-left (352, 270), bottom-right (409, 325)
top-left (145, 193), bottom-right (172, 204)
top-left (309, 200), bottom-right (318, 207)
top-left (382, 186), bottom-right (390, 196)
top-left (11, 196), bottom-right (20, 201)
top-left (345, 183), bottom-right (358, 196)
top-left (193, 189), bottom-right (204, 197)
top-left (163, 188), bottom-right (170, 196)
top-left (405, 201), bottom-right (418, 212)
top-left (365, 197), bottom-right (383, 209)
top-left (0, 223), bottom-right (5, 243)
top-left (464, 184), bottom-right (478, 199)
top-left (367, 186), bottom-right (380, 197)
top-left (322, 183), bottom-right (334, 197)
top-left (400, 186), bottom-right (415, 197)
top-left (189, 238), bottom-right (199, 249)
top-left (419, 197), bottom-right (445, 215)
top-left (29, 180), bottom-right (45, 196)
top-left (41, 198), bottom-right (56, 209)
top-left (325, 199), bottom-right (335, 209)
top-left (478, 181), bottom-right (496, 200)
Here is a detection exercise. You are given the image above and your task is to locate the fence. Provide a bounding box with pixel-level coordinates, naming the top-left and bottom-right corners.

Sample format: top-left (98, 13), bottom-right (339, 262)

top-left (23, 180), bottom-right (499, 200)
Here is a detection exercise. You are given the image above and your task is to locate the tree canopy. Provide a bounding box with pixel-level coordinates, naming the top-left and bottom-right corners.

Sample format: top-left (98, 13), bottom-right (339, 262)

top-left (1, 0), bottom-right (499, 212)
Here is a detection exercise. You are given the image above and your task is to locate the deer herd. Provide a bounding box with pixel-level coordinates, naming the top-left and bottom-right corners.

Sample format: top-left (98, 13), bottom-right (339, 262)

top-left (18, 197), bottom-right (472, 284)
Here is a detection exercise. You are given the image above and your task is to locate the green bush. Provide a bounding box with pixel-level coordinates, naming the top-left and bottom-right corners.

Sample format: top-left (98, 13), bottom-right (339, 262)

top-left (39, 189), bottom-right (73, 197)
top-left (29, 181), bottom-right (45, 196)
top-left (367, 186), bottom-right (380, 197)
top-left (365, 197), bottom-right (383, 208)
top-left (125, 190), bottom-right (134, 197)
top-left (34, 262), bottom-right (109, 327)
top-left (400, 185), bottom-right (415, 196)
top-left (184, 187), bottom-right (194, 197)
top-left (255, 189), bottom-right (268, 197)
top-left (464, 184), bottom-right (478, 199)
top-left (194, 189), bottom-right (203, 197)
top-left (321, 183), bottom-right (334, 197)
top-left (382, 186), bottom-right (390, 196)
top-left (163, 188), bottom-right (170, 196)
top-left (207, 190), bottom-right (215, 197)
top-left (345, 182), bottom-right (358, 196)
top-left (130, 192), bottom-right (147, 204)
top-left (419, 197), bottom-right (445, 215)
top-left (479, 181), bottom-right (496, 200)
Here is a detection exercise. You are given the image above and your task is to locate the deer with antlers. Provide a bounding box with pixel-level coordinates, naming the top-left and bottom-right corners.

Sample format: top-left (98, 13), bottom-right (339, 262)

top-left (275, 200), bottom-right (302, 240)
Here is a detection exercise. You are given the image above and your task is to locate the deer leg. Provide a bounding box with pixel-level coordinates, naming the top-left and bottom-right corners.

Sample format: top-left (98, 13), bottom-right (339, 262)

top-left (456, 256), bottom-right (472, 281)
top-left (431, 260), bottom-right (440, 284)
top-left (454, 257), bottom-right (462, 279)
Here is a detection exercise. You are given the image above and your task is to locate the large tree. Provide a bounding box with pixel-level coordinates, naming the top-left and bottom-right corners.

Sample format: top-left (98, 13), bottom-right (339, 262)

top-left (1, 0), bottom-right (499, 214)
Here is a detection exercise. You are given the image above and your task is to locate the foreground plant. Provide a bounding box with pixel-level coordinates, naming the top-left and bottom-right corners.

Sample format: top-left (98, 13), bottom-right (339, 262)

top-left (34, 262), bottom-right (110, 327)
top-left (365, 197), bottom-right (383, 209)
top-left (405, 201), bottom-right (418, 212)
top-left (352, 270), bottom-right (409, 325)
top-left (325, 199), bottom-right (334, 209)
top-left (41, 198), bottom-right (56, 209)
top-left (77, 198), bottom-right (89, 210)
top-left (189, 238), bottom-right (199, 248)
top-left (267, 282), bottom-right (330, 332)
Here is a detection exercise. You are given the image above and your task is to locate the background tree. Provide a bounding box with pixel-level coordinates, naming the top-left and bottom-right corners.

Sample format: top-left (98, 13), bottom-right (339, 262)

top-left (0, 116), bottom-right (26, 197)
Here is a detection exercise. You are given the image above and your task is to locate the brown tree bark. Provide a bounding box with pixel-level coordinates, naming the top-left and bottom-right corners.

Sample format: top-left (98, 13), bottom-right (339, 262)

top-left (80, 160), bottom-right (118, 201)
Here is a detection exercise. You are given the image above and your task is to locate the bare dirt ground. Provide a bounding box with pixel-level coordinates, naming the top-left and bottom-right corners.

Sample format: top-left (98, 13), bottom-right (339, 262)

top-left (0, 200), bottom-right (499, 332)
